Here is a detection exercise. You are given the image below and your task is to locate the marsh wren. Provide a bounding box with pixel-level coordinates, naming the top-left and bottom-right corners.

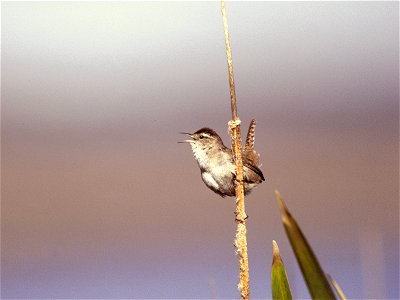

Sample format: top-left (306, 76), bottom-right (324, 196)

top-left (180, 119), bottom-right (265, 197)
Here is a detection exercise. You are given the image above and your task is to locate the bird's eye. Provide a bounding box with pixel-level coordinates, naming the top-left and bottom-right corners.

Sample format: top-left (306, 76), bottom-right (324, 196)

top-left (199, 134), bottom-right (204, 139)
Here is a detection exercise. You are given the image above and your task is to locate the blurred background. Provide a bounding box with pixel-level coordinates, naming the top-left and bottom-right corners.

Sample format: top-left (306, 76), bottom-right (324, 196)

top-left (2, 1), bottom-right (398, 299)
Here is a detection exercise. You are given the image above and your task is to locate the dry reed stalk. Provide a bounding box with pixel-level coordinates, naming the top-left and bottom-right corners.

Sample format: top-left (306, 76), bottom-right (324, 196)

top-left (221, 1), bottom-right (250, 299)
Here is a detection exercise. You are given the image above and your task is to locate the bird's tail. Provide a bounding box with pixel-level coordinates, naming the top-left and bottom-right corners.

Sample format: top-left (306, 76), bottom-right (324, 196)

top-left (244, 118), bottom-right (261, 166)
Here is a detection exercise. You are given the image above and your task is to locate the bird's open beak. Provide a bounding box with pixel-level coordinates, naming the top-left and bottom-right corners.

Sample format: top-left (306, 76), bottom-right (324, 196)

top-left (178, 132), bottom-right (194, 143)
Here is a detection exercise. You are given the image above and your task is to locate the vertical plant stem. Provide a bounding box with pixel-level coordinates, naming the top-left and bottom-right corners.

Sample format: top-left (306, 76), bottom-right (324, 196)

top-left (221, 1), bottom-right (250, 299)
top-left (221, 1), bottom-right (238, 120)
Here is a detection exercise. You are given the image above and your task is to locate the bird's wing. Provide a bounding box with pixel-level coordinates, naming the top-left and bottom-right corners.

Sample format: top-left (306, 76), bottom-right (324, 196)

top-left (243, 158), bottom-right (265, 182)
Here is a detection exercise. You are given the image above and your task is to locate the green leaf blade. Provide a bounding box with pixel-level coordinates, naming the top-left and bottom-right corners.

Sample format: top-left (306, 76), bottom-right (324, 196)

top-left (271, 240), bottom-right (293, 300)
top-left (275, 190), bottom-right (336, 300)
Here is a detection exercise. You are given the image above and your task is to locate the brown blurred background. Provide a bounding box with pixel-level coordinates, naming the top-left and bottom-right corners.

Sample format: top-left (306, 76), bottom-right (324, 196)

top-left (2, 2), bottom-right (398, 299)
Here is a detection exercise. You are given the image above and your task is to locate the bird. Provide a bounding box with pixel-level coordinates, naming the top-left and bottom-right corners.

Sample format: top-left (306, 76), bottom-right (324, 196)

top-left (180, 119), bottom-right (265, 197)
